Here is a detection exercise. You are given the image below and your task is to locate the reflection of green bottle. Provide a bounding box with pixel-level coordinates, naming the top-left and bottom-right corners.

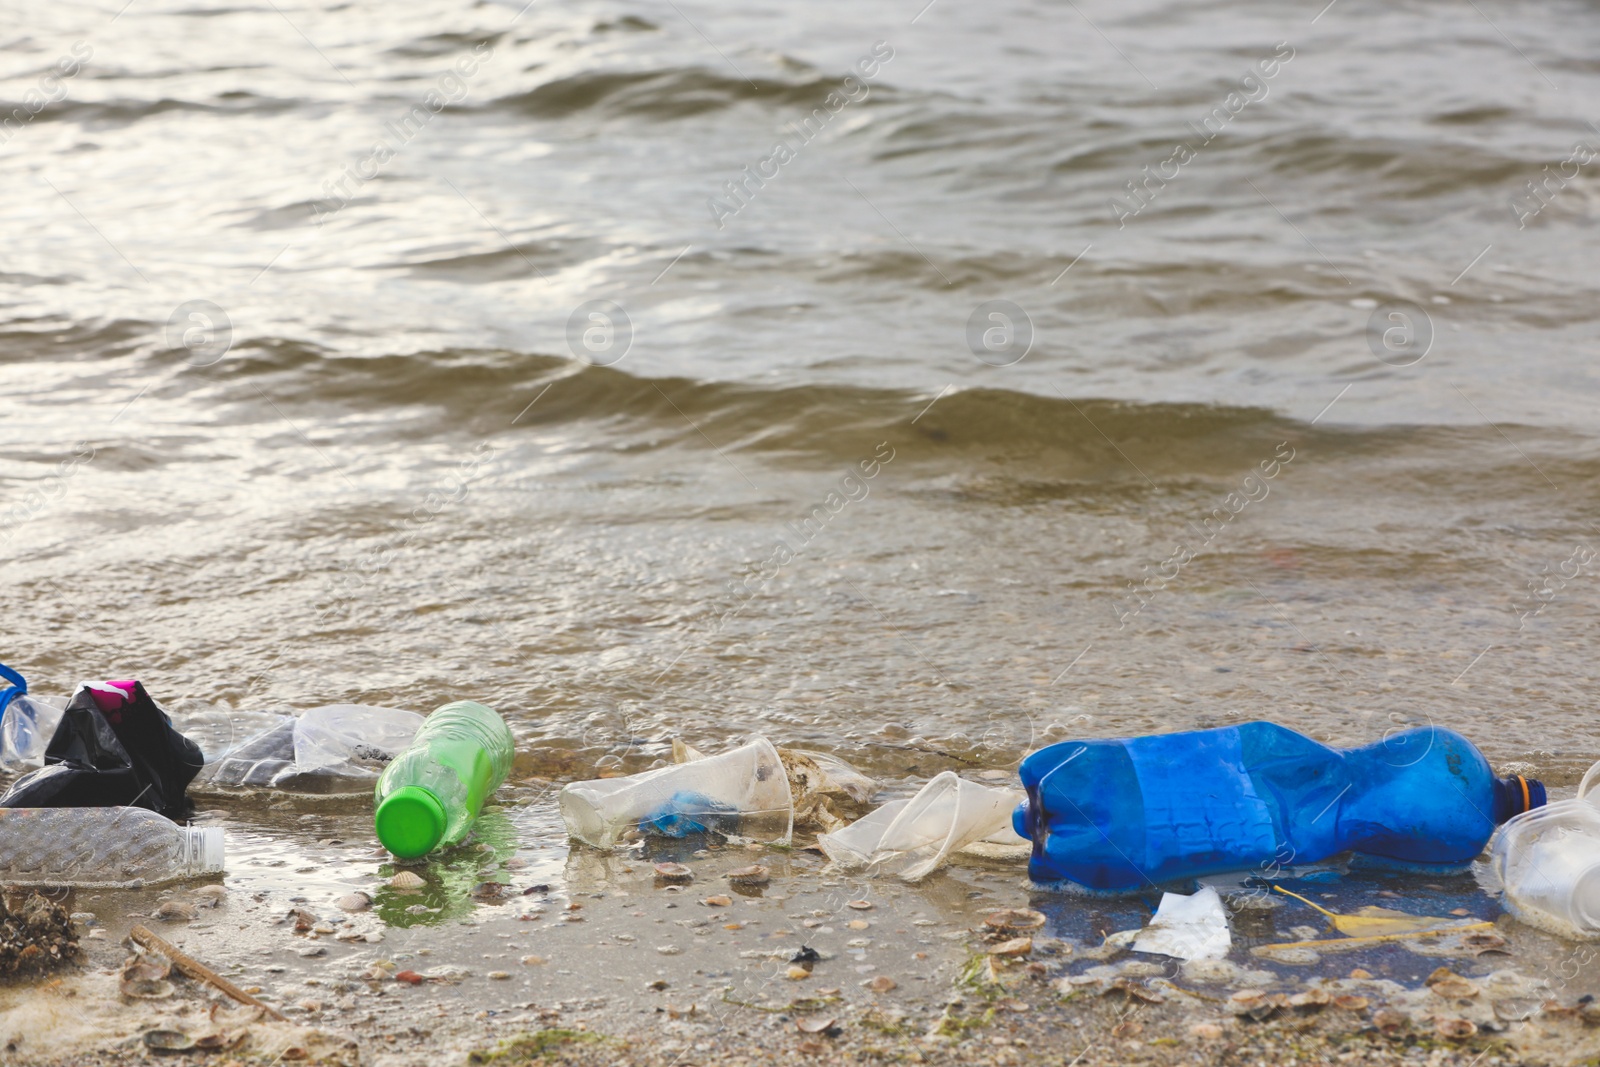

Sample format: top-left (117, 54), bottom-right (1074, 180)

top-left (374, 701), bottom-right (514, 859)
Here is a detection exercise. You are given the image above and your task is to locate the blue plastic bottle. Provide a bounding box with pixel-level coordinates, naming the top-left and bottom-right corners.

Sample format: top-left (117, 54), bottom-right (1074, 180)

top-left (1014, 722), bottom-right (1545, 892)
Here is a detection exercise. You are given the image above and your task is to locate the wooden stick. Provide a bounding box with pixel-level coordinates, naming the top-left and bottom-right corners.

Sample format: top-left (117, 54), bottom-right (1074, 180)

top-left (129, 924), bottom-right (289, 1022)
top-left (1253, 921), bottom-right (1496, 955)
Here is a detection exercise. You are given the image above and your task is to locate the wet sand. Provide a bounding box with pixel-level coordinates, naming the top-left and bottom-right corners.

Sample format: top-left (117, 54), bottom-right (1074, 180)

top-left (5, 784), bottom-right (1600, 1067)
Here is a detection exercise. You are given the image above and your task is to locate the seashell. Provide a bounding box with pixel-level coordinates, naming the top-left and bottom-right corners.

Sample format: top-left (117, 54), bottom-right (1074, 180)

top-left (142, 1029), bottom-right (195, 1051)
top-left (653, 863), bottom-right (694, 884)
top-left (390, 871), bottom-right (426, 890)
top-left (1428, 975), bottom-right (1480, 1000)
top-left (983, 908), bottom-right (1046, 933)
top-left (123, 957), bottom-right (171, 983)
top-left (193, 885), bottom-right (226, 907)
top-left (311, 921), bottom-right (336, 935)
top-left (335, 893), bottom-right (372, 912)
top-left (786, 965), bottom-right (811, 980)
top-left (288, 907), bottom-right (317, 932)
top-left (727, 865), bottom-right (770, 885)
top-left (1435, 1017), bottom-right (1477, 1039)
top-left (121, 979), bottom-right (175, 1000)
top-left (846, 900), bottom-right (874, 911)
top-left (1333, 995), bottom-right (1369, 1012)
top-left (796, 1015), bottom-right (837, 1034)
top-left (1289, 989), bottom-right (1329, 1009)
top-left (1372, 1008), bottom-right (1408, 1034)
top-left (702, 895), bottom-right (732, 908)
top-left (1463, 931), bottom-right (1509, 955)
top-left (988, 937), bottom-right (1033, 958)
top-left (154, 901), bottom-right (197, 922)
top-left (487, 971), bottom-right (510, 980)
top-left (868, 976), bottom-right (897, 993)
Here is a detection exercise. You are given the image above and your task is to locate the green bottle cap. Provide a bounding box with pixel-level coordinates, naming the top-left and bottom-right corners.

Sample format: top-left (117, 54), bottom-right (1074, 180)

top-left (375, 786), bottom-right (446, 859)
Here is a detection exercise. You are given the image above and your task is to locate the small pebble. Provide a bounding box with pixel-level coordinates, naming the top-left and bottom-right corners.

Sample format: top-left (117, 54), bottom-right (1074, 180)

top-left (520, 955), bottom-right (547, 966)
top-left (487, 971), bottom-right (510, 980)
top-left (868, 976), bottom-right (897, 993)
top-left (702, 896), bottom-right (732, 908)
top-left (786, 965), bottom-right (811, 981)
top-left (656, 945), bottom-right (682, 956)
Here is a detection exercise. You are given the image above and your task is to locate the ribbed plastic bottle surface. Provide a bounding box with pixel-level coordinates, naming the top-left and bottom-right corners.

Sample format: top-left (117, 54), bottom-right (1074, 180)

top-left (1015, 721), bottom-right (1544, 892)
top-left (0, 807), bottom-right (224, 887)
top-left (374, 701), bottom-right (513, 858)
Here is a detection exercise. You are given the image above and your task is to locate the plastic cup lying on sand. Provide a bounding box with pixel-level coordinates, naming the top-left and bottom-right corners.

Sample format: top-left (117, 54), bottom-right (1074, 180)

top-left (560, 738), bottom-right (793, 849)
top-left (817, 770), bottom-right (1022, 881)
top-left (1492, 760), bottom-right (1600, 939)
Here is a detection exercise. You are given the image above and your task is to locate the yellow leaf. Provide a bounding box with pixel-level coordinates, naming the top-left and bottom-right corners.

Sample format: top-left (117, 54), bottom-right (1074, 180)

top-left (1272, 886), bottom-right (1462, 937)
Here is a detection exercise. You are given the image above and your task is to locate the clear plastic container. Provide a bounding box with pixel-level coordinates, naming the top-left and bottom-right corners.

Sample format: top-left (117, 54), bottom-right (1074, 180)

top-left (1492, 762), bottom-right (1600, 939)
top-left (198, 705), bottom-right (423, 790)
top-left (0, 807), bottom-right (223, 887)
top-left (560, 738), bottom-right (793, 849)
top-left (0, 694), bottom-right (66, 771)
top-left (817, 771), bottom-right (1021, 881)
top-left (374, 701), bottom-right (514, 859)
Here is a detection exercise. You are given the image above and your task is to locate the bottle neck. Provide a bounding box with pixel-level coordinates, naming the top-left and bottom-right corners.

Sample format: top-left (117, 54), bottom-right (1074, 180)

top-left (181, 827), bottom-right (226, 875)
top-left (1492, 775), bottom-right (1547, 823)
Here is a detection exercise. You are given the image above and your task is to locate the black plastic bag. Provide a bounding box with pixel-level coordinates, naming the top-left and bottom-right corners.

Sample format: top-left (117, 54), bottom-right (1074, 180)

top-left (0, 680), bottom-right (203, 819)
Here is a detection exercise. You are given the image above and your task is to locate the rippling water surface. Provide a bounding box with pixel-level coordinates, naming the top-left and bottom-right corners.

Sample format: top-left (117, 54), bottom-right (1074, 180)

top-left (3, 0), bottom-right (1599, 794)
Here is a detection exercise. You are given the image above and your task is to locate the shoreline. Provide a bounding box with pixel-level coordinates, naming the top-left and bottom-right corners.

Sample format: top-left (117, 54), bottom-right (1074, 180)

top-left (4, 802), bottom-right (1600, 1067)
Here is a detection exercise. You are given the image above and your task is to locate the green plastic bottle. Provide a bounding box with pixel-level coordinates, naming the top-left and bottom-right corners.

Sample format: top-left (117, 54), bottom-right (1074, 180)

top-left (374, 701), bottom-right (514, 859)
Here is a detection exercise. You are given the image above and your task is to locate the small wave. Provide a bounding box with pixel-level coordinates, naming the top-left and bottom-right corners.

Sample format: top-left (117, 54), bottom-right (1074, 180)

top-left (484, 67), bottom-right (888, 121)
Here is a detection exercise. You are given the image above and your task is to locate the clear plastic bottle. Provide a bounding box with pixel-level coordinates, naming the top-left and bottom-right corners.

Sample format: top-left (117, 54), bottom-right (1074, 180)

top-left (374, 701), bottom-right (514, 858)
top-left (0, 807), bottom-right (224, 887)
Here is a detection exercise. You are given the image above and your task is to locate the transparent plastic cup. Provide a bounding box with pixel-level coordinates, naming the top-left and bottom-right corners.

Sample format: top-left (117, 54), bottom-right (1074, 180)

top-left (1492, 763), bottom-right (1600, 939)
top-left (0, 694), bottom-right (66, 771)
top-left (560, 738), bottom-right (793, 849)
top-left (817, 771), bottom-right (1021, 881)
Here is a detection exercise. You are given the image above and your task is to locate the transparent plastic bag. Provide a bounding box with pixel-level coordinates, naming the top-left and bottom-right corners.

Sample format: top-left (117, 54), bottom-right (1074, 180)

top-left (197, 705), bottom-right (422, 792)
top-left (561, 737), bottom-right (793, 849)
top-left (0, 694), bottom-right (66, 771)
top-left (817, 771), bottom-right (1023, 881)
top-left (1492, 761), bottom-right (1600, 939)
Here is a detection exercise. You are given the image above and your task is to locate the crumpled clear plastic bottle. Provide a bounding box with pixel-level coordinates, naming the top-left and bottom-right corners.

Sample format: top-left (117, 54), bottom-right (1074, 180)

top-left (0, 806), bottom-right (223, 888)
